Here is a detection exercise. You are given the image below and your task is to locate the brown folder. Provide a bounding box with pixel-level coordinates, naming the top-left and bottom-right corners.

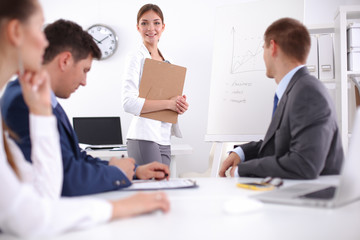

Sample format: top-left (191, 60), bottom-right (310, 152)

top-left (139, 58), bottom-right (187, 124)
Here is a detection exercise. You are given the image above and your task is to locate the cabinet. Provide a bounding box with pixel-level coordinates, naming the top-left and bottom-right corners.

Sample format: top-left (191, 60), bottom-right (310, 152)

top-left (334, 5), bottom-right (360, 151)
top-left (307, 25), bottom-right (337, 105)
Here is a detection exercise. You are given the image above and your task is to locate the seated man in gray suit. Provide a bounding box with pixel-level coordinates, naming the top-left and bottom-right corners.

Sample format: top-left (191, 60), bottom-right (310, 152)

top-left (219, 18), bottom-right (344, 179)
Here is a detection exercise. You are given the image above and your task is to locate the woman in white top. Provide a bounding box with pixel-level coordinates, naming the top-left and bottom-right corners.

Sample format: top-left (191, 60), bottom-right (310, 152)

top-left (0, 0), bottom-right (169, 237)
top-left (122, 4), bottom-right (189, 167)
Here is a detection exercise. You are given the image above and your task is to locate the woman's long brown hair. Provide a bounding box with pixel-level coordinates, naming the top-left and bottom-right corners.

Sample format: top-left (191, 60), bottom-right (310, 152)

top-left (3, 123), bottom-right (20, 178)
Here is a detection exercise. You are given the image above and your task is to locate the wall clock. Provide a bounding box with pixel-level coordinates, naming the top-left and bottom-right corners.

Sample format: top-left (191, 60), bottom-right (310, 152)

top-left (87, 24), bottom-right (118, 60)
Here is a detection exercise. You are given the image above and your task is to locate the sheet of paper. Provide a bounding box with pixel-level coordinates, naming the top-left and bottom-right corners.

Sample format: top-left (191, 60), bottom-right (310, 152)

top-left (123, 179), bottom-right (197, 191)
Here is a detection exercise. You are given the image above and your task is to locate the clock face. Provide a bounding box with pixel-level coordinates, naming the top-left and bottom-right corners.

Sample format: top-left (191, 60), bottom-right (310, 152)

top-left (87, 24), bottom-right (118, 60)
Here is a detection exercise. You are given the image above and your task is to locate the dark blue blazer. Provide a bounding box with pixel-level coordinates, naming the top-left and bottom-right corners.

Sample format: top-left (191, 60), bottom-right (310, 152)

top-left (1, 79), bottom-right (131, 196)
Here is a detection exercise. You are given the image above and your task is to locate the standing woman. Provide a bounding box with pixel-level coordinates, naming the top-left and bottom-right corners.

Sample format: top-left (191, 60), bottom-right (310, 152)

top-left (122, 4), bottom-right (189, 167)
top-left (0, 0), bottom-right (169, 237)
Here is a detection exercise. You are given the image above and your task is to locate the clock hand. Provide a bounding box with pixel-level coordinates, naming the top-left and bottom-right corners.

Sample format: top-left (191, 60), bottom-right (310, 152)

top-left (92, 37), bottom-right (101, 44)
top-left (99, 35), bottom-right (109, 43)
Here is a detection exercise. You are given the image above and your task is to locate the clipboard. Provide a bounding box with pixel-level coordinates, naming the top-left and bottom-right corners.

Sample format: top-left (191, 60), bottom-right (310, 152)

top-left (139, 58), bottom-right (187, 124)
top-left (122, 179), bottom-right (198, 191)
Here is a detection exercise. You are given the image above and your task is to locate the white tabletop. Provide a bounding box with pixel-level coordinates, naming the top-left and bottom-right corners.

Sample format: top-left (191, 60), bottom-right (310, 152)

top-left (8, 176), bottom-right (358, 240)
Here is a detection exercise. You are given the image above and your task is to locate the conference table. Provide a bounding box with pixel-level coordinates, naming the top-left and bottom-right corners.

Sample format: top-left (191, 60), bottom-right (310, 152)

top-left (3, 176), bottom-right (357, 240)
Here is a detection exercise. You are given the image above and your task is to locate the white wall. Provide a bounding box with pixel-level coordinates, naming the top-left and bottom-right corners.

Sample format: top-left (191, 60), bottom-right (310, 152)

top-left (39, 0), bottom-right (359, 176)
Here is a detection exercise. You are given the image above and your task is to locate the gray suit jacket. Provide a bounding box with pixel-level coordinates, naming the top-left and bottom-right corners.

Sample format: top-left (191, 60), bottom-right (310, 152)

top-left (237, 67), bottom-right (344, 179)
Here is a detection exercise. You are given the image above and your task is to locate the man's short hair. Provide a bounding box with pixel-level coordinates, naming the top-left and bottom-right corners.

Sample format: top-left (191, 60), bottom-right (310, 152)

top-left (264, 18), bottom-right (310, 63)
top-left (43, 19), bottom-right (101, 64)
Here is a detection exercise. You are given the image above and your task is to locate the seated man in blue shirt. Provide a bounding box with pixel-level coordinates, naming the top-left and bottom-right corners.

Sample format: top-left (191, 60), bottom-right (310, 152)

top-left (219, 18), bottom-right (343, 179)
top-left (1, 19), bottom-right (169, 196)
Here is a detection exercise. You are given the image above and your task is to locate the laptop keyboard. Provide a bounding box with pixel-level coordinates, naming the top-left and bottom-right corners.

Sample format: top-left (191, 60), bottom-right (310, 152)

top-left (299, 186), bottom-right (336, 200)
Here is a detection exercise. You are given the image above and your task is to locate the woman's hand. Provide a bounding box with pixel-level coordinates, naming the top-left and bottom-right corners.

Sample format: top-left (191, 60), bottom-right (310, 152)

top-left (170, 95), bottom-right (189, 114)
top-left (110, 192), bottom-right (170, 219)
top-left (18, 70), bottom-right (52, 116)
top-left (141, 95), bottom-right (189, 114)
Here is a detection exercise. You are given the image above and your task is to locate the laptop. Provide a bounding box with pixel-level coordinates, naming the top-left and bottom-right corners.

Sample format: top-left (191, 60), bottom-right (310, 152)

top-left (252, 108), bottom-right (360, 208)
top-left (73, 117), bottom-right (126, 150)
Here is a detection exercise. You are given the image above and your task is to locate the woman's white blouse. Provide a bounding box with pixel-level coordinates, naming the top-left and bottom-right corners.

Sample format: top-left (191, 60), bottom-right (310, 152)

top-left (122, 43), bottom-right (182, 145)
top-left (0, 114), bottom-right (112, 238)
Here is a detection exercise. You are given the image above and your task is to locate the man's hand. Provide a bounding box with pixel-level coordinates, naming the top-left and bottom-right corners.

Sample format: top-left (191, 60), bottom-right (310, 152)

top-left (109, 157), bottom-right (136, 180)
top-left (219, 152), bottom-right (241, 177)
top-left (136, 162), bottom-right (170, 180)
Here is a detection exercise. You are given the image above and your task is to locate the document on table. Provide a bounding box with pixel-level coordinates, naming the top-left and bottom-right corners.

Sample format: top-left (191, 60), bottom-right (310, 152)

top-left (123, 179), bottom-right (198, 191)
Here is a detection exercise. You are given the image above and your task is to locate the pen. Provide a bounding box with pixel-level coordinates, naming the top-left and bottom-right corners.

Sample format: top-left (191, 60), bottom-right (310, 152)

top-left (236, 183), bottom-right (274, 191)
top-left (153, 170), bottom-right (169, 180)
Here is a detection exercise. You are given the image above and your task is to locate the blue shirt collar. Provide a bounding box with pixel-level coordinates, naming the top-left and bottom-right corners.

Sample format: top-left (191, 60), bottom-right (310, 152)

top-left (50, 90), bottom-right (58, 108)
top-left (275, 65), bottom-right (304, 101)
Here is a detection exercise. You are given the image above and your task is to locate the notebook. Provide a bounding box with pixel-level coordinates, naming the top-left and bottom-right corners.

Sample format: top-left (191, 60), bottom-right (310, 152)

top-left (73, 117), bottom-right (125, 150)
top-left (252, 108), bottom-right (360, 208)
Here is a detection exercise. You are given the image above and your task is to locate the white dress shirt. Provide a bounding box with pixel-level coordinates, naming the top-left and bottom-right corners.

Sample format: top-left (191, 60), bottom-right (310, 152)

top-left (232, 65), bottom-right (305, 177)
top-left (0, 113), bottom-right (112, 238)
top-left (122, 43), bottom-right (182, 145)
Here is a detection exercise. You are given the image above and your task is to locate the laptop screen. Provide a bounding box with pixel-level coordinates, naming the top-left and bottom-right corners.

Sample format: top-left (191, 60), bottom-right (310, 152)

top-left (72, 117), bottom-right (123, 145)
top-left (299, 186), bottom-right (336, 200)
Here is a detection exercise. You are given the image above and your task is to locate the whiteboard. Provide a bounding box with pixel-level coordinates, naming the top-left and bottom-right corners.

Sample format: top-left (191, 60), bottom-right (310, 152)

top-left (206, 0), bottom-right (304, 142)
